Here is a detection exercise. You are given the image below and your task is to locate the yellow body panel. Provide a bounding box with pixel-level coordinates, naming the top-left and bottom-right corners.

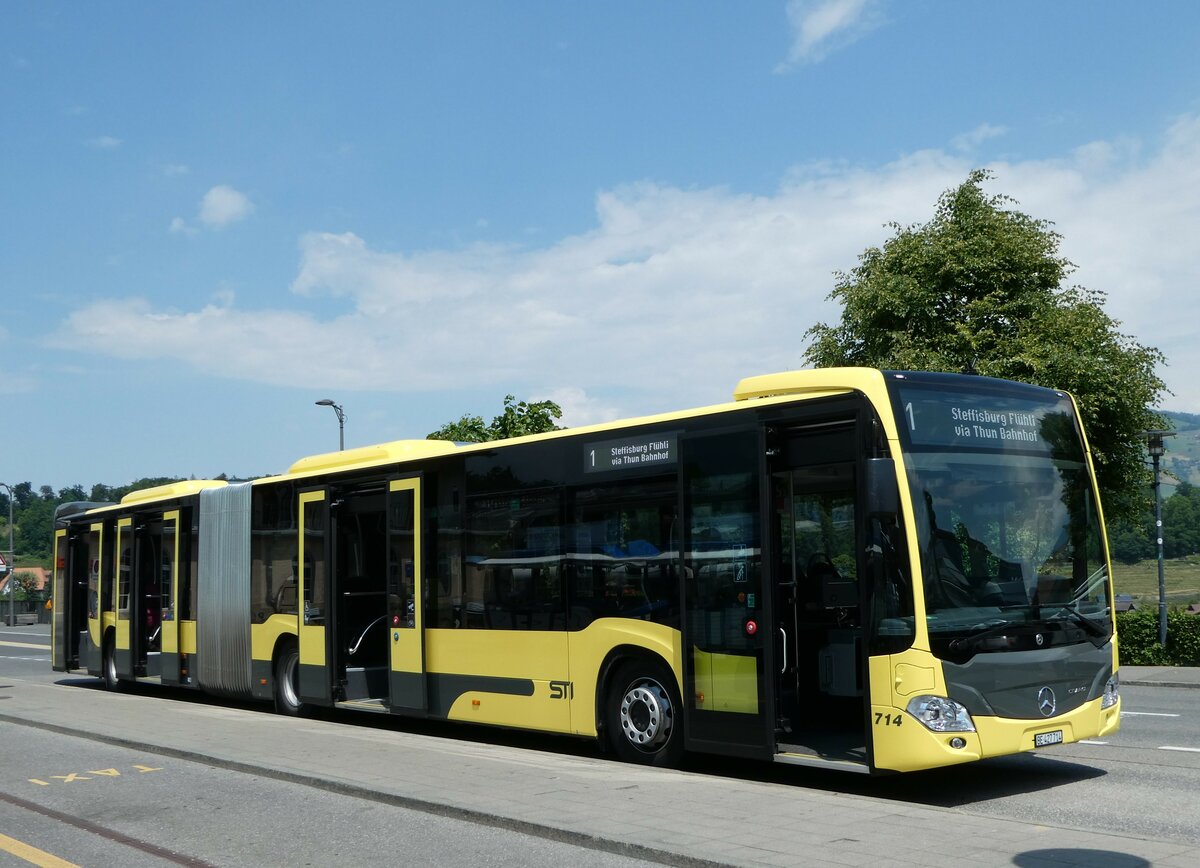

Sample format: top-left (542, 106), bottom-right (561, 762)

top-left (975, 695), bottom-right (1118, 758)
top-left (567, 619), bottom-right (681, 737)
top-left (869, 648), bottom-right (1118, 772)
top-left (429, 628), bottom-right (571, 731)
top-left (87, 522), bottom-right (105, 649)
top-left (52, 530), bottom-right (67, 669)
top-left (114, 518), bottom-right (133, 654)
top-left (427, 620), bottom-right (681, 737)
top-left (119, 479), bottom-right (227, 506)
top-left (115, 615), bottom-right (131, 655)
top-left (251, 615), bottom-right (298, 661)
top-left (692, 648), bottom-right (758, 713)
top-left (298, 490), bottom-right (326, 668)
top-left (388, 478), bottom-right (424, 681)
top-left (161, 511), bottom-right (180, 655)
top-left (180, 620), bottom-right (197, 655)
top-left (289, 440), bottom-right (457, 476)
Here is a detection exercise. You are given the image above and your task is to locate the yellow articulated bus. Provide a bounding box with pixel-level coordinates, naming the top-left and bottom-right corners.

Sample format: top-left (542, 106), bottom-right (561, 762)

top-left (51, 368), bottom-right (1120, 774)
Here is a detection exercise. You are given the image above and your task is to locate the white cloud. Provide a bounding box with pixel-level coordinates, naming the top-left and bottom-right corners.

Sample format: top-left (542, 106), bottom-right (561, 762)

top-left (0, 367), bottom-right (37, 394)
top-left (163, 163), bottom-right (190, 177)
top-left (52, 114), bottom-right (1200, 415)
top-left (952, 123), bottom-right (1009, 152)
top-left (86, 135), bottom-right (122, 150)
top-left (198, 185), bottom-right (254, 228)
top-left (537, 387), bottom-right (626, 428)
top-left (777, 0), bottom-right (884, 69)
top-left (169, 216), bottom-right (196, 235)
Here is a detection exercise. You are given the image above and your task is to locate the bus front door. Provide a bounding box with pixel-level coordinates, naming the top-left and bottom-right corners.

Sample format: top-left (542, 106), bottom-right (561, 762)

top-left (769, 417), bottom-right (870, 770)
top-left (387, 477), bottom-right (426, 714)
top-left (681, 430), bottom-right (775, 760)
top-left (298, 489), bottom-right (334, 707)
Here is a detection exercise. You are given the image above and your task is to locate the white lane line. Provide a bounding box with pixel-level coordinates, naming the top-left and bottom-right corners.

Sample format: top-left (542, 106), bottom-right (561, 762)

top-left (1121, 711), bottom-right (1181, 717)
top-left (1159, 746), bottom-right (1200, 753)
top-left (1079, 740), bottom-right (1108, 745)
top-left (0, 640), bottom-right (50, 650)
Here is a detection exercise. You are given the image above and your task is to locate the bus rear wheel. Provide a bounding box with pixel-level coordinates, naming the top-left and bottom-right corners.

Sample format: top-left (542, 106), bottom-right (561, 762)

top-left (101, 636), bottom-right (122, 691)
top-left (604, 659), bottom-right (683, 767)
top-left (273, 640), bottom-right (309, 717)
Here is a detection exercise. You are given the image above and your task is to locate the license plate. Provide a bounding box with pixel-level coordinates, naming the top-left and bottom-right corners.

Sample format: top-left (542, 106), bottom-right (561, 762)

top-left (1035, 730), bottom-right (1064, 747)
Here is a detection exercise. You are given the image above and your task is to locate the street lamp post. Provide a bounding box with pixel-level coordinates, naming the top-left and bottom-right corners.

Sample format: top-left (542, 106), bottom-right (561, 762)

top-left (1, 483), bottom-right (13, 628)
top-left (315, 399), bottom-right (346, 451)
top-left (1140, 430), bottom-right (1175, 647)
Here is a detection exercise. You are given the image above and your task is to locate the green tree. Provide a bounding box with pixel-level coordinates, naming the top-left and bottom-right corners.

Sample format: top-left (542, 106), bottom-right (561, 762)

top-left (428, 395), bottom-right (564, 443)
top-left (1107, 515), bottom-right (1154, 565)
top-left (804, 170), bottom-right (1167, 521)
top-left (1162, 482), bottom-right (1200, 557)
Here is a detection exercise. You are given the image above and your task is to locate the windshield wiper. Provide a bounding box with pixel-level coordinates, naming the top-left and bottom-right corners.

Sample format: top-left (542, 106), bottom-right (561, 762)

top-left (1041, 565), bottom-right (1112, 642)
top-left (948, 619), bottom-right (1018, 653)
top-left (1044, 601), bottom-right (1110, 639)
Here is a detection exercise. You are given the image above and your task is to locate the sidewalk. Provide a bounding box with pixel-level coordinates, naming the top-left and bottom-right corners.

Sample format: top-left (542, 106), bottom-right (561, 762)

top-left (3, 675), bottom-right (1198, 868)
top-left (1120, 665), bottom-right (1200, 688)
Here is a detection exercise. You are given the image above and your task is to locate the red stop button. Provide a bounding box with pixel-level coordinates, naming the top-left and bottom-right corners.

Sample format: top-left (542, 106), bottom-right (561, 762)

top-left (745, 620), bottom-right (758, 636)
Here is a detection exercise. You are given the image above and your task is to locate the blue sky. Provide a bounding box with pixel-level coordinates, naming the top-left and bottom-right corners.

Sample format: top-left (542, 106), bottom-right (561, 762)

top-left (4, 1), bottom-right (1200, 491)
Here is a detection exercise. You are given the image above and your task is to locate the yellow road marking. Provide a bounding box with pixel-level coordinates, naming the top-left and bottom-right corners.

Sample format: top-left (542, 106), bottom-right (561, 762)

top-left (0, 832), bottom-right (79, 868)
top-left (0, 640), bottom-right (49, 650)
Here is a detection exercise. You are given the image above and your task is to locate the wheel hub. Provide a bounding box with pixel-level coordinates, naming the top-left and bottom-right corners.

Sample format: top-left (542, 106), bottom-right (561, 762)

top-left (619, 679), bottom-right (673, 750)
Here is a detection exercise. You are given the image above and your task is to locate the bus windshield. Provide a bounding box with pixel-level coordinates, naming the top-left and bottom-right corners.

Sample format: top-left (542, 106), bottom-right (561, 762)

top-left (889, 375), bottom-right (1112, 659)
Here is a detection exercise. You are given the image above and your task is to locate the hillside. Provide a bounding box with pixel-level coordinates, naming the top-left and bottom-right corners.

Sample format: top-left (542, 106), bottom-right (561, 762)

top-left (1162, 410), bottom-right (1200, 488)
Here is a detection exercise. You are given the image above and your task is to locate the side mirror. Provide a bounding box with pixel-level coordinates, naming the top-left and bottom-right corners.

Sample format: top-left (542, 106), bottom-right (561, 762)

top-left (865, 458), bottom-right (900, 517)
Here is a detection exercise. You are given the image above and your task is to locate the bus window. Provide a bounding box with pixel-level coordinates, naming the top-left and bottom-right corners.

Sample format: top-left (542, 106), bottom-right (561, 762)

top-left (462, 488), bottom-right (563, 630)
top-left (568, 478), bottom-right (678, 629)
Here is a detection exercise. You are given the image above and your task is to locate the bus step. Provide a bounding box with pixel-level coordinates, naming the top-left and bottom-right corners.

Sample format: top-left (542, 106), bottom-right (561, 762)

top-left (335, 698), bottom-right (389, 714)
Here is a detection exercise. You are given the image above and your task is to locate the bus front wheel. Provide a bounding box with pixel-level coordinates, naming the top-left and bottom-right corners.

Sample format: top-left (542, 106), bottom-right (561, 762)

top-left (604, 659), bottom-right (683, 767)
top-left (273, 640), bottom-right (309, 717)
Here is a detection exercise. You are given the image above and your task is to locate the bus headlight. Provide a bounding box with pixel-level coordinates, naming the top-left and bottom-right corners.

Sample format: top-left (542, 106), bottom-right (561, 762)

top-left (906, 695), bottom-right (976, 732)
top-left (1101, 673), bottom-right (1119, 709)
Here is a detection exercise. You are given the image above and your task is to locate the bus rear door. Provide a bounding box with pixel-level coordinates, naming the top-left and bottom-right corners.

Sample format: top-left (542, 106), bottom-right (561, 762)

top-left (387, 477), bottom-right (426, 714)
top-left (82, 521), bottom-right (107, 676)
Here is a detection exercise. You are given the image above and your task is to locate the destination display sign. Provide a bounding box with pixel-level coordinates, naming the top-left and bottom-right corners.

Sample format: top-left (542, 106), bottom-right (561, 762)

top-left (585, 433), bottom-right (678, 473)
top-left (894, 385), bottom-right (1076, 456)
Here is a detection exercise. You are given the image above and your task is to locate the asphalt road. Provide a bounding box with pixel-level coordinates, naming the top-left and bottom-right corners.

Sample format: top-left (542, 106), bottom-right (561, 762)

top-left (1, 725), bottom-right (661, 868)
top-left (3, 623), bottom-right (1199, 866)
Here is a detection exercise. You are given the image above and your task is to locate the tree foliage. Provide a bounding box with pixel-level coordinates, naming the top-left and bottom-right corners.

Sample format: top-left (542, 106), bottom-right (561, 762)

top-left (804, 170), bottom-right (1167, 521)
top-left (427, 394), bottom-right (564, 443)
top-left (0, 476), bottom-right (188, 567)
top-left (1116, 606), bottom-right (1200, 665)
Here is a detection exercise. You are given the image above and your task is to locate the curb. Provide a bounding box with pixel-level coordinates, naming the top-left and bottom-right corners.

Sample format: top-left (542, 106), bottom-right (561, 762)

top-left (1121, 679), bottom-right (1200, 689)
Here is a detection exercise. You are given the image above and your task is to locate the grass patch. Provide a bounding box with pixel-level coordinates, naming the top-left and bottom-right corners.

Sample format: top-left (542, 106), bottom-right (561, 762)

top-left (1111, 556), bottom-right (1200, 604)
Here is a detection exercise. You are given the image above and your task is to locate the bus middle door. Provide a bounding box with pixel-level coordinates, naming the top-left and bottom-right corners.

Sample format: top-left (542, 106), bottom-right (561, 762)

top-left (113, 517), bottom-right (135, 680)
top-left (297, 488), bottom-right (334, 707)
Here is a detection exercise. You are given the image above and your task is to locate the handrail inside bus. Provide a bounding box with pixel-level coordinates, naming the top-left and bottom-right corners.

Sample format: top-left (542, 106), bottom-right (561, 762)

top-left (348, 615), bottom-right (388, 656)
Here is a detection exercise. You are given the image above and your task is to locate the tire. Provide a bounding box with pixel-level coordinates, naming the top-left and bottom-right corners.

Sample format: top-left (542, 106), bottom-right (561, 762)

top-left (101, 636), bottom-right (122, 692)
top-left (273, 640), bottom-right (309, 717)
top-left (604, 659), bottom-right (684, 767)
